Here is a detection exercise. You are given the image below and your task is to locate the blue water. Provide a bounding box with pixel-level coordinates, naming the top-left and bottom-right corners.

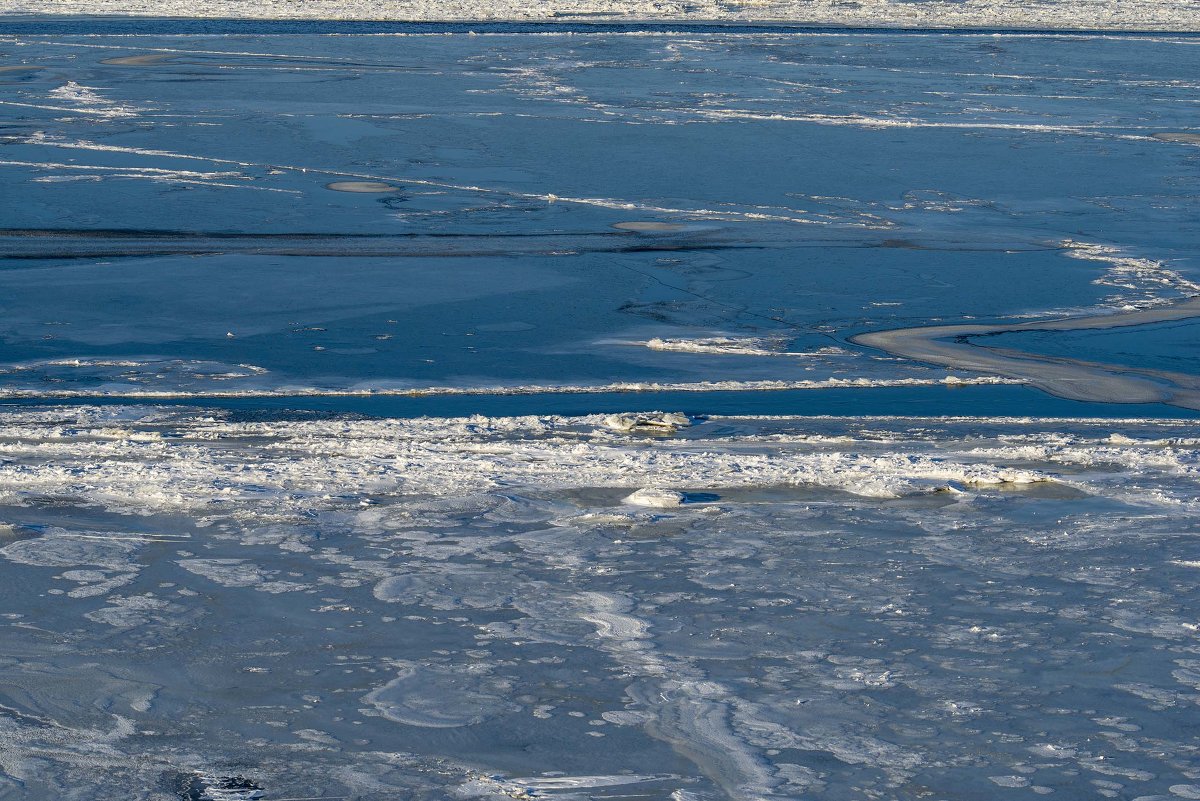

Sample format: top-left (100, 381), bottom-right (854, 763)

top-left (6, 384), bottom-right (1199, 419)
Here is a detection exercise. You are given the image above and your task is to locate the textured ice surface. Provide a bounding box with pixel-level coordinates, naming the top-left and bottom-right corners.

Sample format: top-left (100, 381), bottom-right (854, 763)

top-left (0, 406), bottom-right (1199, 799)
top-left (2, 24), bottom-right (1200, 801)
top-left (3, 1), bottom-right (1200, 31)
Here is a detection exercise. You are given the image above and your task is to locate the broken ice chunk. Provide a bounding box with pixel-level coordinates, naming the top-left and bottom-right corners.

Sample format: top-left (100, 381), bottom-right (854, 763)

top-left (602, 411), bottom-right (690, 434)
top-left (623, 488), bottom-right (686, 508)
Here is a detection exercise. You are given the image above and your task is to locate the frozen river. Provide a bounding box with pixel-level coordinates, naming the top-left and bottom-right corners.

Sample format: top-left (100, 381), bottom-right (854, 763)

top-left (0, 22), bottom-right (1199, 801)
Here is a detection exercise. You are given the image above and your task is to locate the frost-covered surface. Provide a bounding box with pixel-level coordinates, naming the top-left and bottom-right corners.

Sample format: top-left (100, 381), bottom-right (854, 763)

top-left (4, 1), bottom-right (1200, 31)
top-left (1, 406), bottom-right (1200, 799)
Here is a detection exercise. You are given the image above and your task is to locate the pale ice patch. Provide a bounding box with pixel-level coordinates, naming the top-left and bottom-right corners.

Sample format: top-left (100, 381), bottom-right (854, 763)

top-left (624, 488), bottom-right (686, 508)
top-left (1, 529), bottom-right (139, 569)
top-left (641, 335), bottom-right (847, 358)
top-left (48, 81), bottom-right (111, 106)
top-left (177, 558), bottom-right (309, 593)
top-left (508, 774), bottom-right (669, 790)
top-left (83, 593), bottom-right (188, 629)
top-left (26, 80), bottom-right (146, 118)
top-left (459, 773), bottom-right (673, 799)
top-left (325, 181), bottom-right (401, 193)
top-left (61, 569), bottom-right (138, 599)
top-left (371, 566), bottom-right (520, 610)
top-left (40, 359), bottom-right (148, 369)
top-left (363, 662), bottom-right (519, 728)
top-left (1064, 240), bottom-right (1200, 309)
top-left (603, 411), bottom-right (691, 433)
top-left (0, 529), bottom-right (145, 599)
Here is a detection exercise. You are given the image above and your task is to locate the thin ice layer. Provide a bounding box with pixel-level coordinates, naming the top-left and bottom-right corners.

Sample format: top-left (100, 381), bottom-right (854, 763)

top-left (1, 31), bottom-right (1198, 399)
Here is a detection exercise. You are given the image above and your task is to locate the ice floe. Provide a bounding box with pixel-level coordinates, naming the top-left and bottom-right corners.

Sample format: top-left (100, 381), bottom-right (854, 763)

top-left (0, 406), bottom-right (1197, 798)
top-left (641, 336), bottom-right (847, 358)
top-left (363, 661), bottom-right (519, 727)
top-left (623, 487), bottom-right (686, 508)
top-left (603, 411), bottom-right (691, 433)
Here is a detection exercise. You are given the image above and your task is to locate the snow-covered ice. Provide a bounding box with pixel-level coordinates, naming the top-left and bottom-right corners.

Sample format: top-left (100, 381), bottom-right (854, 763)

top-left (3, 0), bottom-right (1200, 31)
top-left (623, 487), bottom-right (687, 507)
top-left (0, 407), bottom-right (1197, 798)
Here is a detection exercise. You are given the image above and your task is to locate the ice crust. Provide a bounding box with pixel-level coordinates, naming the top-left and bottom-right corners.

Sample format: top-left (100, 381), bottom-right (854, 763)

top-left (603, 411), bottom-right (692, 432)
top-left (1, 406), bottom-right (1199, 799)
top-left (0, 407), bottom-right (1058, 503)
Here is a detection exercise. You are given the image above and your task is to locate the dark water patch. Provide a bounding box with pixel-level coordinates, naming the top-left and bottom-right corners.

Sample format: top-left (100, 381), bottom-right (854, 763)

top-left (4, 384), bottom-right (1199, 420)
top-left (0, 227), bottom-right (747, 261)
top-left (169, 772), bottom-right (264, 801)
top-left (0, 702), bottom-right (55, 729)
top-left (0, 227), bottom-right (611, 239)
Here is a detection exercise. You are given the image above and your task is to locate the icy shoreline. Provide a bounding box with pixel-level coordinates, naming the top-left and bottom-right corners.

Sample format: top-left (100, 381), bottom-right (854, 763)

top-left (853, 295), bottom-right (1200, 410)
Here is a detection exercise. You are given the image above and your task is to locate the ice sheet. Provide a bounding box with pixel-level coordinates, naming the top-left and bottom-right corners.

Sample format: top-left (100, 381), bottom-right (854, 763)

top-left (1, 30), bottom-right (1198, 402)
top-left (0, 406), bottom-right (1198, 799)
